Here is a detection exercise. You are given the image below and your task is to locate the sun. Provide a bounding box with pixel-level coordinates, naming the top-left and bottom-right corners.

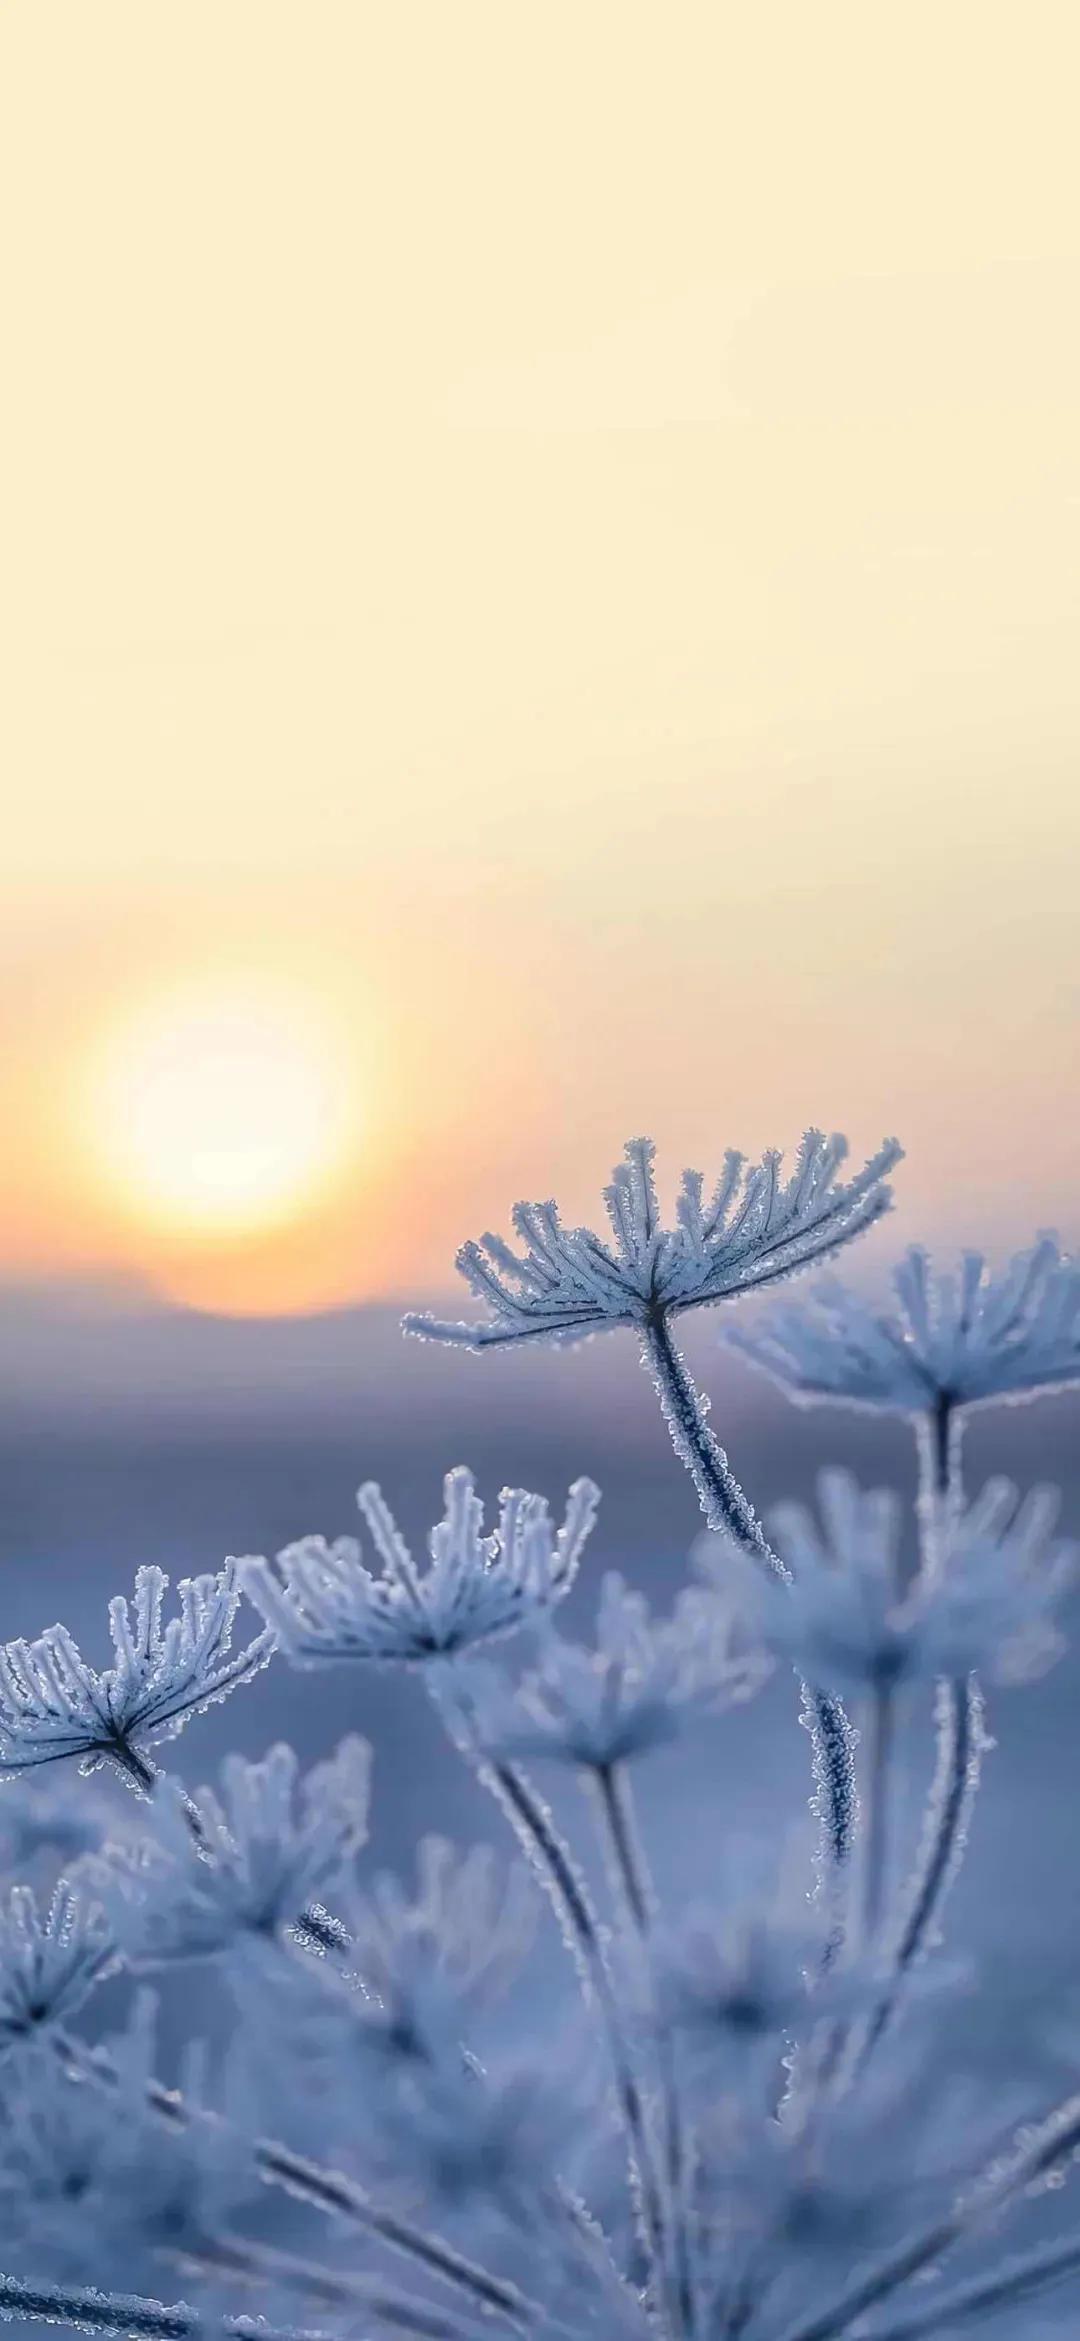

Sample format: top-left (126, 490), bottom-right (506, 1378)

top-left (84, 982), bottom-right (357, 1239)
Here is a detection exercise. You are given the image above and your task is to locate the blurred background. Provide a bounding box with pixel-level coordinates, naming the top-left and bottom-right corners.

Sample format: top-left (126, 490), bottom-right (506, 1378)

top-left (2, 4), bottom-right (1079, 2014)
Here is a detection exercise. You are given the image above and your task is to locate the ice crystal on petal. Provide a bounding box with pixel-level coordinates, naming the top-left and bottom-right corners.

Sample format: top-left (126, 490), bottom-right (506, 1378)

top-left (0, 1882), bottom-right (117, 2056)
top-left (241, 1468), bottom-right (599, 1665)
top-left (101, 1739), bottom-right (371, 1964)
top-left (447, 1573), bottom-right (769, 1770)
top-left (0, 1566), bottom-right (275, 1794)
top-left (727, 1236), bottom-right (1080, 1415)
top-left (704, 1469), bottom-right (1075, 1694)
top-left (403, 1130), bottom-right (902, 1349)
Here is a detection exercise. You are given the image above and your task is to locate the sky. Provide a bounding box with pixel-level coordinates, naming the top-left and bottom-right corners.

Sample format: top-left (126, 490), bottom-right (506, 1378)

top-left (2, 4), bottom-right (1079, 1317)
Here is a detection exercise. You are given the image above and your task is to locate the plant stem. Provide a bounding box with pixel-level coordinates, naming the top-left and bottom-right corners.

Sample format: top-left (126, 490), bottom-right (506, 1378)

top-left (914, 1392), bottom-right (964, 1583)
top-left (639, 1311), bottom-right (857, 1894)
top-left (859, 1682), bottom-right (894, 1946)
top-left (852, 1404), bottom-right (984, 2071)
top-left (593, 1762), bottom-right (696, 2340)
top-left (51, 2032), bottom-right (531, 2330)
top-left (477, 1750), bottom-right (671, 2311)
top-left (0, 2272), bottom-right (320, 2341)
top-left (592, 1760), bottom-right (653, 1935)
top-left (890, 1670), bottom-right (982, 1978)
top-left (895, 1407), bottom-right (981, 1962)
top-left (852, 2233), bottom-right (1080, 2340)
top-left (771, 2084), bottom-right (1080, 2341)
top-left (639, 1312), bottom-right (782, 1570)
top-left (170, 2234), bottom-right (477, 2341)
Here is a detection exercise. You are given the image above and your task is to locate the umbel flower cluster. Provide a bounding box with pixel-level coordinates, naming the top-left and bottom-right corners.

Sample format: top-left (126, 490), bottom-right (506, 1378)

top-left (3, 1129), bottom-right (1080, 2341)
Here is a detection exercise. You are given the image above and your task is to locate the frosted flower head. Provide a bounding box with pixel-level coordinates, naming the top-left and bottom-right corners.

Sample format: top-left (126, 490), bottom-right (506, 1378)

top-left (712, 2059), bottom-right (995, 2292)
top-left (726, 1236), bottom-right (1080, 1417)
top-left (404, 1130), bottom-right (902, 1350)
top-left (0, 1563), bottom-right (275, 1796)
top-left (704, 1469), bottom-right (1075, 1695)
top-left (657, 1913), bottom-right (816, 2050)
top-left (447, 1573), bottom-right (769, 1770)
top-left (348, 1836), bottom-right (536, 2059)
top-left (232, 1837), bottom-right (535, 2134)
top-left (0, 1995), bottom-right (250, 2280)
top-left (242, 1467), bottom-right (599, 1666)
top-left (101, 1737), bottom-right (371, 1965)
top-left (0, 1882), bottom-right (117, 2057)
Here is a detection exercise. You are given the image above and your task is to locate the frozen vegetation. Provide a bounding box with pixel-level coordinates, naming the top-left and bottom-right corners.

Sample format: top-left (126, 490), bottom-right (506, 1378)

top-left (2, 1132), bottom-right (1080, 2339)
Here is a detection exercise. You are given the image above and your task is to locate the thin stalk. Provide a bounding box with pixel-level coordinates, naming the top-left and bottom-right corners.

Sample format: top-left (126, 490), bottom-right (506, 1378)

top-left (914, 1393), bottom-right (963, 1584)
top-left (859, 1682), bottom-right (894, 1946)
top-left (889, 1672), bottom-right (983, 1981)
top-left (854, 2233), bottom-right (1080, 2340)
top-left (169, 2234), bottom-right (477, 2341)
top-left (233, 2139), bottom-right (532, 2326)
top-left (474, 1747), bottom-right (671, 2312)
top-left (593, 1762), bottom-right (696, 2340)
top-left (640, 1311), bottom-right (857, 1896)
top-left (593, 1761), bottom-right (654, 1935)
top-left (772, 2085), bottom-right (1080, 2341)
top-left (0, 2272), bottom-right (321, 2341)
top-left (859, 1403), bottom-right (983, 2063)
top-left (50, 2031), bottom-right (531, 2330)
top-left (639, 1311), bottom-right (783, 1571)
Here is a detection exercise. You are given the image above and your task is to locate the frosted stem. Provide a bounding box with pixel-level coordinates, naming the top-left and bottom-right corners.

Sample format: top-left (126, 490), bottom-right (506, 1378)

top-left (592, 1762), bottom-right (697, 2340)
top-left (914, 1394), bottom-right (964, 1584)
top-left (853, 2233), bottom-right (1080, 2340)
top-left (592, 1760), bottom-right (654, 1935)
top-left (639, 1312), bottom-right (779, 1568)
top-left (887, 1406), bottom-right (983, 1992)
top-left (171, 2235), bottom-right (476, 2341)
top-left (51, 2032), bottom-right (531, 2329)
top-left (771, 2083), bottom-right (1080, 2341)
top-left (222, 2140), bottom-right (532, 2327)
top-left (0, 2273), bottom-right (320, 2341)
top-left (859, 1683), bottom-right (894, 1945)
top-left (426, 1667), bottom-right (668, 2307)
top-left (640, 1311), bottom-right (857, 1893)
top-left (468, 1746), bottom-right (671, 2317)
top-left (891, 1671), bottom-right (983, 1978)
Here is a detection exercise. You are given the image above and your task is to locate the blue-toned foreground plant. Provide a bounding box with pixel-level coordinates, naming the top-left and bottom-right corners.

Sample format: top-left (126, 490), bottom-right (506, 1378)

top-left (3, 1127), bottom-right (1080, 2341)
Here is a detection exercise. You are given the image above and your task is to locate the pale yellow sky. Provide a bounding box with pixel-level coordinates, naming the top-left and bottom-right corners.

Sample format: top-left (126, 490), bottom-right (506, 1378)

top-left (2, 5), bottom-right (1078, 1310)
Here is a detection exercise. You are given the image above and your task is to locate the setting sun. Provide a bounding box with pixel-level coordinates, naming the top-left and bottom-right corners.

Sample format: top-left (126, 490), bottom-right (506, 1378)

top-left (83, 984), bottom-right (357, 1241)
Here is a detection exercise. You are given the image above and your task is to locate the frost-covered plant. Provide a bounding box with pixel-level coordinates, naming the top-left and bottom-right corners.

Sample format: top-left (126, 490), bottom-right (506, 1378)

top-left (725, 1238), bottom-right (1080, 1418)
top-left (98, 1739), bottom-right (372, 1965)
top-left (406, 1135), bottom-right (900, 1907)
top-left (404, 1132), bottom-right (902, 1350)
top-left (712, 1471), bottom-right (1074, 1696)
top-left (242, 1468), bottom-right (599, 1665)
top-left (5, 1126), bottom-right (1080, 2341)
top-left (0, 1882), bottom-right (117, 2059)
top-left (0, 1564), bottom-right (274, 1795)
top-left (444, 1572), bottom-right (768, 1770)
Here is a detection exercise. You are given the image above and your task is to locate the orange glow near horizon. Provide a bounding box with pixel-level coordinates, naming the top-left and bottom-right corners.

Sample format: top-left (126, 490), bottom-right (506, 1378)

top-left (1, 8), bottom-right (1078, 1316)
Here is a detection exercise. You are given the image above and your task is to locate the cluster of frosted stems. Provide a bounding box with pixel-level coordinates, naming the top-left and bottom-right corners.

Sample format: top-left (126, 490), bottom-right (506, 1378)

top-left (1, 1132), bottom-right (1080, 2341)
